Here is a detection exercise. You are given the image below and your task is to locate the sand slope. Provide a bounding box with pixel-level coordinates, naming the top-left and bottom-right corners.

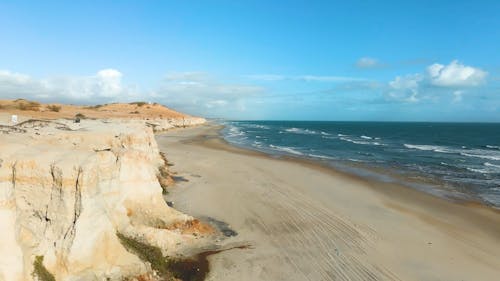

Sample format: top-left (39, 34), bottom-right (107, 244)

top-left (0, 99), bottom-right (189, 120)
top-left (157, 124), bottom-right (500, 281)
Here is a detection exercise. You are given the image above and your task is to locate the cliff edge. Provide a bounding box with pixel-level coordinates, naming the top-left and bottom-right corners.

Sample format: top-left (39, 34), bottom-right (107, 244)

top-left (0, 114), bottom-right (210, 280)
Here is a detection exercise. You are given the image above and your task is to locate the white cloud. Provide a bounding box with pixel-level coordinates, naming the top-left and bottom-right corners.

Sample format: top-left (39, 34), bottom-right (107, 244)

top-left (96, 69), bottom-right (124, 97)
top-left (0, 69), bottom-right (263, 117)
top-left (452, 90), bottom-right (463, 103)
top-left (389, 74), bottom-right (423, 90)
top-left (427, 60), bottom-right (487, 87)
top-left (205, 100), bottom-right (228, 108)
top-left (0, 70), bottom-right (31, 84)
top-left (153, 72), bottom-right (263, 116)
top-left (388, 74), bottom-right (423, 103)
top-left (387, 60), bottom-right (488, 103)
top-left (0, 71), bottom-right (45, 98)
top-left (245, 74), bottom-right (368, 82)
top-left (0, 69), bottom-right (138, 102)
top-left (356, 57), bottom-right (380, 68)
top-left (297, 75), bottom-right (368, 82)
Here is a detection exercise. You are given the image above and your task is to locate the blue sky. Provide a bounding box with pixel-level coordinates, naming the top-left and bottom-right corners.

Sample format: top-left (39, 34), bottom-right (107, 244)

top-left (0, 0), bottom-right (499, 121)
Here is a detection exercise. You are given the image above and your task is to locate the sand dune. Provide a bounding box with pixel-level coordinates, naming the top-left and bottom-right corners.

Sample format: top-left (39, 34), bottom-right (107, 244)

top-left (0, 99), bottom-right (189, 120)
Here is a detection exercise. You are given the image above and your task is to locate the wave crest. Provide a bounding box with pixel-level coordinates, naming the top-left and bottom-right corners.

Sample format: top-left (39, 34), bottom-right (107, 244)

top-left (269, 144), bottom-right (304, 155)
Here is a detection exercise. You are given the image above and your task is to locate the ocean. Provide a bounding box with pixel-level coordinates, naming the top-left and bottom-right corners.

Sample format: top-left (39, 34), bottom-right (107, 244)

top-left (221, 121), bottom-right (500, 208)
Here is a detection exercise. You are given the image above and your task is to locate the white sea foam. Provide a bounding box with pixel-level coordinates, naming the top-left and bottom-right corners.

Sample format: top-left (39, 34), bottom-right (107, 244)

top-left (482, 162), bottom-right (500, 174)
top-left (360, 135), bottom-right (372, 140)
top-left (285, 127), bottom-right (319, 135)
top-left (227, 126), bottom-right (246, 137)
top-left (405, 144), bottom-right (500, 160)
top-left (244, 124), bottom-right (270, 129)
top-left (340, 137), bottom-right (384, 146)
top-left (340, 137), bottom-right (371, 145)
top-left (348, 158), bottom-right (366, 162)
top-left (466, 164), bottom-right (500, 174)
top-left (467, 167), bottom-right (489, 174)
top-left (486, 145), bottom-right (500, 149)
top-left (308, 154), bottom-right (335, 160)
top-left (403, 144), bottom-right (450, 153)
top-left (485, 162), bottom-right (500, 168)
top-left (460, 152), bottom-right (500, 161)
top-left (269, 144), bottom-right (304, 155)
top-left (252, 141), bottom-right (264, 148)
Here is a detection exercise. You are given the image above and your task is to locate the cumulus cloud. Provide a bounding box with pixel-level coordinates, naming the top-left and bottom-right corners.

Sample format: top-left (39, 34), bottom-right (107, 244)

top-left (0, 69), bottom-right (262, 117)
top-left (427, 60), bottom-right (487, 87)
top-left (389, 74), bottom-right (423, 90)
top-left (356, 57), bottom-right (381, 68)
top-left (0, 69), bottom-right (138, 103)
top-left (0, 71), bottom-right (44, 97)
top-left (387, 74), bottom-right (423, 102)
top-left (96, 69), bottom-right (124, 97)
top-left (152, 72), bottom-right (263, 116)
top-left (387, 60), bottom-right (488, 103)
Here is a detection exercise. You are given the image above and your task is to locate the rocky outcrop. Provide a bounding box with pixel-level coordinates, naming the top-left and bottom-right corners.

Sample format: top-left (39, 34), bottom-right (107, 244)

top-left (0, 119), bottom-right (209, 281)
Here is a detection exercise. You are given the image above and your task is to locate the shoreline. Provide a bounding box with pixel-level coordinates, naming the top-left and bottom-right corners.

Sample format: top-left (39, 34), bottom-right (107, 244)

top-left (194, 124), bottom-right (500, 230)
top-left (216, 122), bottom-right (498, 211)
top-left (218, 121), bottom-right (499, 209)
top-left (157, 123), bottom-right (500, 281)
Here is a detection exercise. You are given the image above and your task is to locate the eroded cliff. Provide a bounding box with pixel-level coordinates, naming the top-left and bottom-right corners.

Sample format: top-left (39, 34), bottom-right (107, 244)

top-left (0, 118), bottom-right (209, 281)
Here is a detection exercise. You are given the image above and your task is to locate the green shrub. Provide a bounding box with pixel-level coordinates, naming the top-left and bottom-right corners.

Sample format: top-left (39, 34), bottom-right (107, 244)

top-left (116, 232), bottom-right (172, 277)
top-left (17, 101), bottom-right (41, 111)
top-left (85, 104), bottom-right (104, 110)
top-left (47, 105), bottom-right (61, 112)
top-left (129, 101), bottom-right (147, 107)
top-left (32, 256), bottom-right (56, 281)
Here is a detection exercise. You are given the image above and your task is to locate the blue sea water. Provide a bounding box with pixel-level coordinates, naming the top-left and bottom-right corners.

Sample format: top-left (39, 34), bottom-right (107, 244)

top-left (221, 121), bottom-right (500, 208)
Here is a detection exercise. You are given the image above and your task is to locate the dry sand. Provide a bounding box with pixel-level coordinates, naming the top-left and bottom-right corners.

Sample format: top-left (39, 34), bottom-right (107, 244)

top-left (0, 99), bottom-right (188, 120)
top-left (157, 124), bottom-right (500, 281)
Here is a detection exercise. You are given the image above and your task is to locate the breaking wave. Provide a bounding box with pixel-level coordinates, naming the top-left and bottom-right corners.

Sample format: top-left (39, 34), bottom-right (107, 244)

top-left (269, 144), bottom-right (304, 156)
top-left (403, 144), bottom-right (450, 153)
top-left (405, 144), bottom-right (500, 161)
top-left (283, 127), bottom-right (332, 136)
top-left (340, 137), bottom-right (384, 146)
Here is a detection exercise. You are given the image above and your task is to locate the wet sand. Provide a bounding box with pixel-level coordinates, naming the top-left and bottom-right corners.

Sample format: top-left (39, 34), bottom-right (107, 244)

top-left (156, 124), bottom-right (500, 281)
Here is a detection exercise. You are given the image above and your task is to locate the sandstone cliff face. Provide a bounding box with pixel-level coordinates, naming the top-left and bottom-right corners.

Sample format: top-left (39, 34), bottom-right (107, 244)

top-left (144, 117), bottom-right (207, 133)
top-left (0, 118), bottom-right (207, 281)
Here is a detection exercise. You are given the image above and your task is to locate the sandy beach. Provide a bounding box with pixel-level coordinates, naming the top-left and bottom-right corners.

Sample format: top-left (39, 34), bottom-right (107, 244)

top-left (157, 124), bottom-right (500, 281)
